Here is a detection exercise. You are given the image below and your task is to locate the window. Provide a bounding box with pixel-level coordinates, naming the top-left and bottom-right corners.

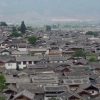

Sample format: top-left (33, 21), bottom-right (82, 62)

top-left (34, 61), bottom-right (38, 64)
top-left (29, 61), bottom-right (32, 64)
top-left (8, 63), bottom-right (12, 66)
top-left (18, 62), bottom-right (21, 64)
top-left (2, 44), bottom-right (4, 46)
top-left (23, 61), bottom-right (26, 65)
top-left (92, 91), bottom-right (94, 93)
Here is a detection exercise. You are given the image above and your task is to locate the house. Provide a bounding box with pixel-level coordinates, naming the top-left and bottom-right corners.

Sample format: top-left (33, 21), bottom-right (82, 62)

top-left (16, 83), bottom-right (40, 91)
top-left (49, 46), bottom-right (62, 55)
top-left (31, 75), bottom-right (59, 86)
top-left (28, 48), bottom-right (49, 55)
top-left (5, 76), bottom-right (31, 85)
top-left (0, 60), bottom-right (5, 67)
top-left (6, 44), bottom-right (17, 49)
top-left (85, 85), bottom-right (99, 97)
top-left (16, 55), bottom-right (41, 69)
top-left (62, 48), bottom-right (74, 55)
top-left (5, 69), bottom-right (19, 77)
top-left (3, 84), bottom-right (17, 95)
top-left (27, 64), bottom-right (47, 69)
top-left (11, 49), bottom-right (28, 57)
top-left (68, 45), bottom-right (83, 51)
top-left (57, 90), bottom-right (84, 100)
top-left (0, 26), bottom-right (13, 32)
top-left (83, 46), bottom-right (95, 53)
top-left (17, 43), bottom-right (28, 51)
top-left (73, 58), bottom-right (88, 65)
top-left (55, 64), bottom-right (71, 72)
top-left (5, 59), bottom-right (17, 69)
top-left (76, 84), bottom-right (99, 99)
top-left (16, 83), bottom-right (44, 100)
top-left (48, 56), bottom-right (67, 64)
top-left (0, 41), bottom-right (8, 48)
top-left (13, 90), bottom-right (35, 100)
top-left (0, 49), bottom-right (11, 55)
top-left (0, 56), bottom-right (16, 69)
top-left (18, 71), bottom-right (29, 77)
top-left (44, 86), bottom-right (67, 98)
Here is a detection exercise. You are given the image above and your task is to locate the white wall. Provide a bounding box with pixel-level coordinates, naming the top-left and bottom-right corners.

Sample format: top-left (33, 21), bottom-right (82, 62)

top-left (18, 61), bottom-right (35, 69)
top-left (88, 90), bottom-right (98, 96)
top-left (5, 63), bottom-right (17, 69)
top-left (1, 52), bottom-right (10, 55)
top-left (0, 44), bottom-right (8, 48)
top-left (18, 48), bottom-right (27, 51)
top-left (45, 49), bottom-right (49, 54)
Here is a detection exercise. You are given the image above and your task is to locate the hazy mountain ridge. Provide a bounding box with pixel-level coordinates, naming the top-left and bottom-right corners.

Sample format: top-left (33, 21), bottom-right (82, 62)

top-left (0, 0), bottom-right (100, 22)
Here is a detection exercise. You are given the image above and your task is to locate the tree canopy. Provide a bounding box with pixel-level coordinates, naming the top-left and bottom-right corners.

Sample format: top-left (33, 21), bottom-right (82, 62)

top-left (28, 35), bottom-right (37, 45)
top-left (89, 57), bottom-right (98, 62)
top-left (72, 50), bottom-right (86, 57)
top-left (86, 31), bottom-right (99, 37)
top-left (9, 31), bottom-right (22, 37)
top-left (21, 21), bottom-right (26, 33)
top-left (0, 97), bottom-right (5, 100)
top-left (16, 65), bottom-right (20, 71)
top-left (0, 74), bottom-right (7, 91)
top-left (45, 25), bottom-right (51, 31)
top-left (13, 26), bottom-right (17, 32)
top-left (0, 22), bottom-right (8, 26)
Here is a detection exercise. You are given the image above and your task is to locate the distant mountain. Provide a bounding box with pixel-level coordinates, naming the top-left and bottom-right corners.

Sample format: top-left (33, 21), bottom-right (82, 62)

top-left (0, 0), bottom-right (100, 23)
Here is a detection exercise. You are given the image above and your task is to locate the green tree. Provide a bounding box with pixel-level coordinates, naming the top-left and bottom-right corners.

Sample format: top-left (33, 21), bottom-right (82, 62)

top-left (13, 26), bottom-right (17, 32)
top-left (21, 21), bottom-right (26, 33)
top-left (86, 31), bottom-right (99, 37)
top-left (46, 25), bottom-right (51, 31)
top-left (89, 57), bottom-right (98, 62)
top-left (28, 35), bottom-right (37, 45)
top-left (72, 50), bottom-right (86, 57)
top-left (0, 74), bottom-right (7, 91)
top-left (9, 31), bottom-right (22, 37)
top-left (17, 26), bottom-right (21, 31)
top-left (16, 65), bottom-right (20, 71)
top-left (28, 51), bottom-right (35, 56)
top-left (0, 22), bottom-right (8, 26)
top-left (0, 97), bottom-right (5, 100)
top-left (0, 74), bottom-right (6, 83)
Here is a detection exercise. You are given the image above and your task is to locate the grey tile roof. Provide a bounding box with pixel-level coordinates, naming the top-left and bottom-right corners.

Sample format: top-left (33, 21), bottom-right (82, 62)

top-left (16, 83), bottom-right (40, 91)
top-left (11, 50), bottom-right (28, 55)
top-left (5, 77), bottom-right (30, 83)
top-left (58, 90), bottom-right (83, 100)
top-left (0, 56), bottom-right (14, 63)
top-left (44, 86), bottom-right (67, 92)
top-left (13, 90), bottom-right (35, 100)
top-left (3, 84), bottom-right (17, 93)
top-left (31, 75), bottom-right (58, 85)
top-left (63, 79), bottom-right (89, 85)
top-left (64, 71), bottom-right (88, 79)
top-left (16, 55), bottom-right (41, 61)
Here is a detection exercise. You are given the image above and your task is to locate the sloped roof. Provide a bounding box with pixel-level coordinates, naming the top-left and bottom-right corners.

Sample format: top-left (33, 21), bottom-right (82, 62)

top-left (44, 86), bottom-right (67, 92)
top-left (16, 55), bottom-right (41, 61)
top-left (13, 90), bottom-right (35, 100)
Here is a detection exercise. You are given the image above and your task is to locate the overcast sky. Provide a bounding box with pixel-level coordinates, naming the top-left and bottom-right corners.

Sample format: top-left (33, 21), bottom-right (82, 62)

top-left (0, 0), bottom-right (100, 22)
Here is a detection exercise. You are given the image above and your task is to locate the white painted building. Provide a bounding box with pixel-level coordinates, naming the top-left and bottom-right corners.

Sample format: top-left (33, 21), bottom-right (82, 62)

top-left (16, 56), bottom-right (41, 69)
top-left (5, 60), bottom-right (17, 69)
